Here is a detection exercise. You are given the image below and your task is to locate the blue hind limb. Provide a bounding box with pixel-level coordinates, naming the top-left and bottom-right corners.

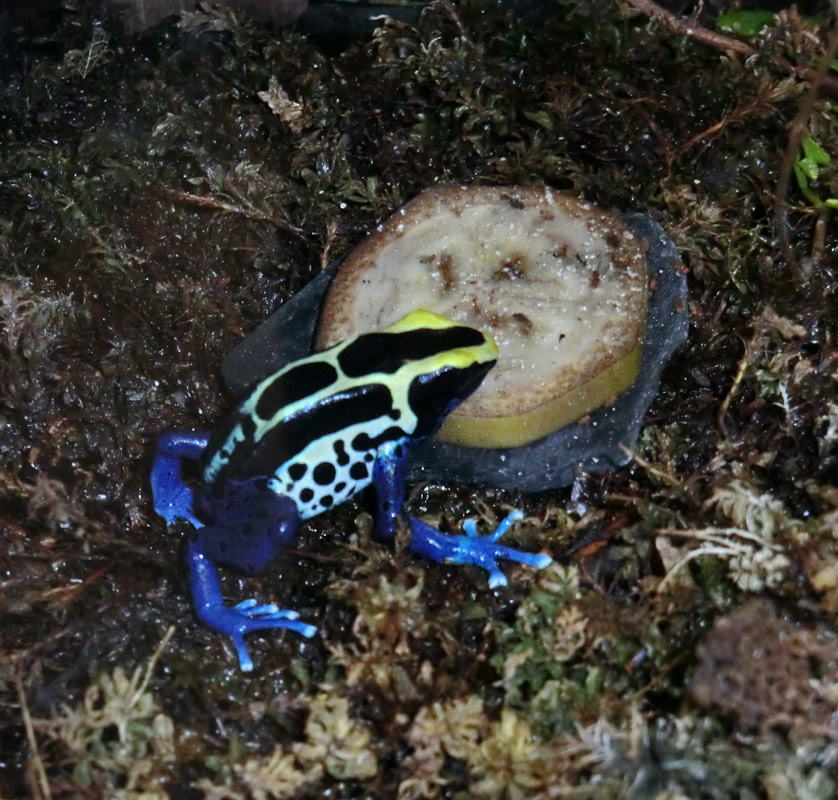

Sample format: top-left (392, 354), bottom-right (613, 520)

top-left (186, 541), bottom-right (316, 672)
top-left (409, 510), bottom-right (552, 589)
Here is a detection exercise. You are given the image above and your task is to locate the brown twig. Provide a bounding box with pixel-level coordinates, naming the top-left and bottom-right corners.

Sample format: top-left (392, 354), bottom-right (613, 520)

top-left (717, 332), bottom-right (763, 437)
top-left (442, 0), bottom-right (471, 43)
top-left (676, 96), bottom-right (769, 158)
top-left (16, 675), bottom-right (52, 800)
top-left (624, 0), bottom-right (838, 94)
top-left (626, 0), bottom-right (752, 55)
top-left (641, 112), bottom-right (675, 171)
top-left (164, 188), bottom-right (305, 236)
top-left (166, 189), bottom-right (246, 215)
top-left (619, 444), bottom-right (683, 488)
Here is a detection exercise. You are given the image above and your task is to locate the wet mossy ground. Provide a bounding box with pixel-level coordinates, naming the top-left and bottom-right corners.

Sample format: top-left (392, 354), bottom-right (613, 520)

top-left (2, 1), bottom-right (838, 797)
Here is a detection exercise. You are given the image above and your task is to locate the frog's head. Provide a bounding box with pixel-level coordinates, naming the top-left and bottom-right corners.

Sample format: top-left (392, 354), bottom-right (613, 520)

top-left (371, 310), bottom-right (498, 438)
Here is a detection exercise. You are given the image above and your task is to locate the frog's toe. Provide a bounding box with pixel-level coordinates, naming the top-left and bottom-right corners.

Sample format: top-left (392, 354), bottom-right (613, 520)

top-left (232, 600), bottom-right (315, 632)
top-left (238, 613), bottom-right (315, 635)
top-left (480, 540), bottom-right (553, 587)
top-left (248, 616), bottom-right (317, 639)
top-left (230, 602), bottom-right (316, 636)
top-left (463, 509), bottom-right (524, 542)
top-left (229, 633), bottom-right (256, 672)
top-left (234, 599), bottom-right (281, 616)
top-left (225, 616), bottom-right (316, 672)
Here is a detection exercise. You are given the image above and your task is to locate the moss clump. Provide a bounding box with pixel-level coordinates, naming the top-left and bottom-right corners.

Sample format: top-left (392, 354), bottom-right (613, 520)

top-left (690, 598), bottom-right (838, 741)
top-left (29, 630), bottom-right (176, 798)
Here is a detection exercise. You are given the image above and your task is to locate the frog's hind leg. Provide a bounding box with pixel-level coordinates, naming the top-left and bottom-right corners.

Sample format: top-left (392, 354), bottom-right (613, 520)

top-left (184, 493), bottom-right (315, 671)
top-left (151, 431), bottom-right (210, 527)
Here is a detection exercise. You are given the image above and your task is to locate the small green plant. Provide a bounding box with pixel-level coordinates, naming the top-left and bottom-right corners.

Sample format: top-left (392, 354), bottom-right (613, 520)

top-left (715, 10), bottom-right (775, 38)
top-left (794, 136), bottom-right (838, 210)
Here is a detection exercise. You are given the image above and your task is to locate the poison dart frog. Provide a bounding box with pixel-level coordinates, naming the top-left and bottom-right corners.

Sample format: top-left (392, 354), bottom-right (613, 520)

top-left (151, 310), bottom-right (552, 671)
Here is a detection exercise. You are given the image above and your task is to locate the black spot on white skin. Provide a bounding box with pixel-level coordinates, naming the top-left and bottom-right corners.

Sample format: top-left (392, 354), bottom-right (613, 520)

top-left (288, 463), bottom-right (307, 481)
top-left (349, 462), bottom-right (368, 480)
top-left (300, 488), bottom-right (314, 503)
top-left (313, 462), bottom-right (336, 485)
top-left (238, 414), bottom-right (256, 441)
top-left (351, 432), bottom-right (373, 451)
top-left (321, 495), bottom-right (333, 508)
top-left (334, 482), bottom-right (346, 493)
top-left (333, 440), bottom-right (350, 466)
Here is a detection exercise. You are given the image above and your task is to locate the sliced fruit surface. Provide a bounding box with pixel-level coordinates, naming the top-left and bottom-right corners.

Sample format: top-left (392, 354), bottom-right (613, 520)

top-left (316, 185), bottom-right (648, 448)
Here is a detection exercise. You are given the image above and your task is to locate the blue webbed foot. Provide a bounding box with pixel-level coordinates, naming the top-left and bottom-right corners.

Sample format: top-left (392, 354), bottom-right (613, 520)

top-left (211, 601), bottom-right (317, 672)
top-left (187, 545), bottom-right (316, 671)
top-left (409, 509), bottom-right (552, 589)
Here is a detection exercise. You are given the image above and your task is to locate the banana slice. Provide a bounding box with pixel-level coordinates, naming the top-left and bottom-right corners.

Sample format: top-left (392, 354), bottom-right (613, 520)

top-left (315, 185), bottom-right (648, 448)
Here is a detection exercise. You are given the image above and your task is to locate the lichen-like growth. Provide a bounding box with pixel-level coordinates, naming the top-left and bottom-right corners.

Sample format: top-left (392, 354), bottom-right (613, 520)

top-left (229, 692), bottom-right (378, 798)
top-left (31, 630), bottom-right (176, 798)
top-left (399, 696), bottom-right (553, 799)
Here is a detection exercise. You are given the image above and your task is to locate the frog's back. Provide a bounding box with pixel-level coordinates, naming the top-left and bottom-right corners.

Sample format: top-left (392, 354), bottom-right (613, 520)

top-left (202, 311), bottom-right (497, 518)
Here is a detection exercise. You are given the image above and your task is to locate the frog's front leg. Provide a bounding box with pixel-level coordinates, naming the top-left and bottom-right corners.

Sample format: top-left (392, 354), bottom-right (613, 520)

top-left (372, 442), bottom-right (552, 587)
top-left (151, 431), bottom-right (210, 527)
top-left (184, 492), bottom-right (316, 672)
